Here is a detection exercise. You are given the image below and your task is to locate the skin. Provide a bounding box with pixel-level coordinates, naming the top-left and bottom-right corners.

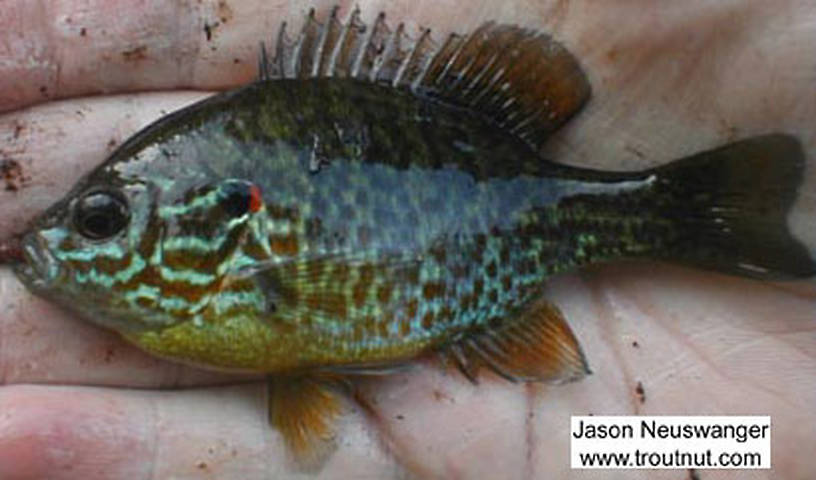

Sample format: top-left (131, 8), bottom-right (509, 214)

top-left (0, 0), bottom-right (815, 478)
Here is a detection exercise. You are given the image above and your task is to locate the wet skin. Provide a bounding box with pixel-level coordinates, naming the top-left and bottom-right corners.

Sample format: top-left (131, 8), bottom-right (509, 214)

top-left (0, 1), bottom-right (815, 479)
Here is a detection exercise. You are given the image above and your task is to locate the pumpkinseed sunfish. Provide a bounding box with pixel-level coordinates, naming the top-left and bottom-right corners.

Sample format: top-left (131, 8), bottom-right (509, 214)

top-left (5, 7), bottom-right (815, 464)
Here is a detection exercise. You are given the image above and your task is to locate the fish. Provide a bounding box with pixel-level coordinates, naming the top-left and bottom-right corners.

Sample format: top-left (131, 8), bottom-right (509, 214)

top-left (5, 6), bottom-right (815, 466)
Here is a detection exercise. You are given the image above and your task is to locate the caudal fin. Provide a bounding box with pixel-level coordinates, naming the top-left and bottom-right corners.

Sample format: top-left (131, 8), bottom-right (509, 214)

top-left (652, 134), bottom-right (815, 279)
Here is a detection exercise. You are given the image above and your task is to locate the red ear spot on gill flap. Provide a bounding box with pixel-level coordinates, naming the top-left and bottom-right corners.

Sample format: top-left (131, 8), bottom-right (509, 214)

top-left (249, 184), bottom-right (263, 213)
top-left (220, 180), bottom-right (263, 217)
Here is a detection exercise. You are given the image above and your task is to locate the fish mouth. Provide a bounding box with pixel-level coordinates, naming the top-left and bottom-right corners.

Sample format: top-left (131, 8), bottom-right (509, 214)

top-left (14, 233), bottom-right (60, 287)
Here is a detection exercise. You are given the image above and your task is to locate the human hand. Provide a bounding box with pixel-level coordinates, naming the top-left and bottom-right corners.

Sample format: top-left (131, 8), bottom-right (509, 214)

top-left (1, 1), bottom-right (814, 478)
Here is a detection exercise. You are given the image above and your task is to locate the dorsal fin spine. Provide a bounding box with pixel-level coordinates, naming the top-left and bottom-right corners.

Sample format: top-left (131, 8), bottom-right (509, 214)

top-left (363, 13), bottom-right (391, 79)
top-left (334, 8), bottom-right (366, 78)
top-left (369, 22), bottom-right (399, 82)
top-left (258, 41), bottom-right (270, 80)
top-left (288, 15), bottom-right (307, 78)
top-left (322, 8), bottom-right (345, 75)
top-left (260, 7), bottom-right (591, 151)
top-left (310, 6), bottom-right (337, 77)
top-left (406, 28), bottom-right (434, 89)
top-left (430, 34), bottom-right (466, 87)
top-left (273, 21), bottom-right (288, 78)
top-left (380, 23), bottom-right (409, 86)
top-left (324, 7), bottom-right (354, 77)
top-left (392, 28), bottom-right (419, 87)
top-left (299, 10), bottom-right (324, 77)
top-left (350, 12), bottom-right (380, 78)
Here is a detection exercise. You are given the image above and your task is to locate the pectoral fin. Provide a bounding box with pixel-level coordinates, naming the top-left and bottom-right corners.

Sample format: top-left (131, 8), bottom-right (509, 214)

top-left (267, 375), bottom-right (345, 468)
top-left (441, 299), bottom-right (590, 384)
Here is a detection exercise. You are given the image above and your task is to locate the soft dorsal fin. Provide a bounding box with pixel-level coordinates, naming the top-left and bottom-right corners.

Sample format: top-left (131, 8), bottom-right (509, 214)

top-left (440, 299), bottom-right (590, 384)
top-left (259, 7), bottom-right (591, 150)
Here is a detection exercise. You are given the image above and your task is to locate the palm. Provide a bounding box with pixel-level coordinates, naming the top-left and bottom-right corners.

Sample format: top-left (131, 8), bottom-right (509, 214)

top-left (0, 1), bottom-right (814, 479)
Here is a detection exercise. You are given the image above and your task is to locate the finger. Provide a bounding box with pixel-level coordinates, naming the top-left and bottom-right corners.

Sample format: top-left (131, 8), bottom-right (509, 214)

top-left (540, 1), bottom-right (816, 164)
top-left (0, 1), bottom-right (813, 387)
top-left (1, 53), bottom-right (814, 387)
top-left (4, 0), bottom-right (815, 152)
top-left (0, 385), bottom-right (155, 480)
top-left (578, 265), bottom-right (816, 478)
top-left (1, 265), bottom-right (814, 478)
top-left (578, 263), bottom-right (816, 407)
top-left (0, 383), bottom-right (397, 480)
top-left (357, 266), bottom-right (816, 479)
top-left (0, 0), bottom-right (551, 113)
top-left (0, 0), bottom-right (255, 113)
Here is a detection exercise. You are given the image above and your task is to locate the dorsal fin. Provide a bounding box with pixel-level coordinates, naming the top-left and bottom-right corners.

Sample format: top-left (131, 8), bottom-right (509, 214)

top-left (259, 7), bottom-right (591, 150)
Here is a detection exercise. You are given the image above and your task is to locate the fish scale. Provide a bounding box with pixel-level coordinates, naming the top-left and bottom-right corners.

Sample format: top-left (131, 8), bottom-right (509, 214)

top-left (19, 77), bottom-right (808, 367)
top-left (8, 8), bottom-right (814, 463)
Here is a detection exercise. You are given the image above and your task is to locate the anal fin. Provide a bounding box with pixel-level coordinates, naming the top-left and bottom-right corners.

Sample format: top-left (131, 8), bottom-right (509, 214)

top-left (268, 374), bottom-right (346, 469)
top-left (442, 299), bottom-right (590, 384)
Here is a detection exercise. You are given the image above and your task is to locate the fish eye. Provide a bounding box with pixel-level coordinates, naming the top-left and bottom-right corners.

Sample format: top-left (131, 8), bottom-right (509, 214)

top-left (73, 190), bottom-right (130, 240)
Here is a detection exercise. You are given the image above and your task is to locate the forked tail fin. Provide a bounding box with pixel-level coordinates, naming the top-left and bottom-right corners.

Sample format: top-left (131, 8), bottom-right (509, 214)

top-left (651, 134), bottom-right (815, 279)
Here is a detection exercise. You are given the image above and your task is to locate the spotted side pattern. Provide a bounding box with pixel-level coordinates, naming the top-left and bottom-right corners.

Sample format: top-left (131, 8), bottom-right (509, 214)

top-left (19, 79), bottom-right (665, 372)
top-left (12, 8), bottom-right (815, 383)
